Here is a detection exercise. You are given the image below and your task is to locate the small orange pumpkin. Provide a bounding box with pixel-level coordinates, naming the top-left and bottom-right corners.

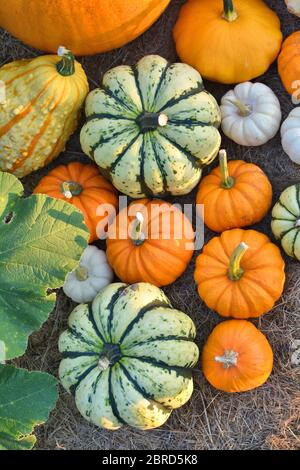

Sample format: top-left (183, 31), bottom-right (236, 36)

top-left (106, 199), bottom-right (194, 287)
top-left (196, 150), bottom-right (272, 232)
top-left (34, 162), bottom-right (118, 243)
top-left (278, 31), bottom-right (300, 95)
top-left (202, 320), bottom-right (273, 393)
top-left (173, 0), bottom-right (282, 84)
top-left (194, 228), bottom-right (285, 318)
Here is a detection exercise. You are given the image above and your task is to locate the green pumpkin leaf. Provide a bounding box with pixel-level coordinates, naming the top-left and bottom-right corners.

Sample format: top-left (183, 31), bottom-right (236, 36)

top-left (0, 171), bottom-right (23, 218)
top-left (0, 364), bottom-right (58, 450)
top-left (0, 171), bottom-right (89, 360)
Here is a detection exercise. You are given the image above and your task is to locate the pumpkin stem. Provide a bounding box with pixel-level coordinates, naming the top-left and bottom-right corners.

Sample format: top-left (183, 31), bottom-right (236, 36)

top-left (75, 265), bottom-right (88, 282)
top-left (222, 0), bottom-right (238, 21)
top-left (98, 344), bottom-right (122, 370)
top-left (215, 349), bottom-right (239, 368)
top-left (295, 219), bottom-right (300, 228)
top-left (228, 242), bottom-right (249, 281)
top-left (219, 150), bottom-right (234, 189)
top-left (224, 98), bottom-right (252, 117)
top-left (137, 112), bottom-right (168, 133)
top-left (98, 356), bottom-right (111, 371)
top-left (131, 212), bottom-right (145, 246)
top-left (61, 181), bottom-right (83, 199)
top-left (56, 46), bottom-right (75, 76)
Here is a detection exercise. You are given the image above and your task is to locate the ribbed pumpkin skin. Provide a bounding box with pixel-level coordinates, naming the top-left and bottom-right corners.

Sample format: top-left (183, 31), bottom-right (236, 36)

top-left (0, 0), bottom-right (171, 55)
top-left (202, 320), bottom-right (273, 393)
top-left (58, 282), bottom-right (199, 430)
top-left (194, 229), bottom-right (285, 318)
top-left (106, 199), bottom-right (194, 286)
top-left (34, 162), bottom-right (118, 243)
top-left (278, 32), bottom-right (300, 95)
top-left (196, 160), bottom-right (272, 232)
top-left (0, 54), bottom-right (88, 177)
top-left (80, 55), bottom-right (221, 198)
top-left (272, 184), bottom-right (300, 260)
top-left (173, 0), bottom-right (282, 85)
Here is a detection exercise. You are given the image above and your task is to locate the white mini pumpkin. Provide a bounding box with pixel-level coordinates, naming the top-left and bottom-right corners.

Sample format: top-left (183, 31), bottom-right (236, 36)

top-left (220, 82), bottom-right (281, 146)
top-left (281, 107), bottom-right (300, 165)
top-left (63, 245), bottom-right (114, 303)
top-left (285, 0), bottom-right (300, 17)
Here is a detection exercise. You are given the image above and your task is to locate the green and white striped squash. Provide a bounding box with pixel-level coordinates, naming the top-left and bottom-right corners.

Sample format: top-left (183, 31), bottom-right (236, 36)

top-left (80, 55), bottom-right (221, 198)
top-left (58, 282), bottom-right (199, 430)
top-left (272, 184), bottom-right (300, 260)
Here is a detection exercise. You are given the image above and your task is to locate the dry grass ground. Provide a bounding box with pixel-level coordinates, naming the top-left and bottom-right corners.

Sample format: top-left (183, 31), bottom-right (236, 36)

top-left (1, 0), bottom-right (299, 450)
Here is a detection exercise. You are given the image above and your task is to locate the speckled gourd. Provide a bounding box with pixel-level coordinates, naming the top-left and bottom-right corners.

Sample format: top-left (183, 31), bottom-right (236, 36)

top-left (80, 55), bottom-right (221, 198)
top-left (0, 47), bottom-right (89, 177)
top-left (272, 184), bottom-right (300, 260)
top-left (58, 282), bottom-right (199, 430)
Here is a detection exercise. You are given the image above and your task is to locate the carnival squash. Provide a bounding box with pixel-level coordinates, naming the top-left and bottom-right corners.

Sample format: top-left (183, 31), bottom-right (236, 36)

top-left (106, 199), bottom-right (194, 286)
top-left (34, 161), bottom-right (118, 242)
top-left (59, 282), bottom-right (199, 430)
top-left (0, 0), bottom-right (171, 55)
top-left (80, 55), bottom-right (221, 198)
top-left (173, 0), bottom-right (283, 84)
top-left (272, 184), bottom-right (300, 261)
top-left (0, 47), bottom-right (88, 177)
top-left (278, 32), bottom-right (300, 96)
top-left (194, 229), bottom-right (285, 318)
top-left (202, 320), bottom-right (273, 393)
top-left (196, 150), bottom-right (272, 232)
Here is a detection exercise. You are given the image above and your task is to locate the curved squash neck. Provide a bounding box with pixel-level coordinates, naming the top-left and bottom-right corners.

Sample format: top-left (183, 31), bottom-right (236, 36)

top-left (222, 0), bottom-right (238, 22)
top-left (56, 46), bottom-right (75, 76)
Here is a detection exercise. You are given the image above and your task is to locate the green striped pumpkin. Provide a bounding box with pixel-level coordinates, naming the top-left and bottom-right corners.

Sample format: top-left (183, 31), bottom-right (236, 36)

top-left (272, 184), bottom-right (300, 260)
top-left (80, 55), bottom-right (221, 198)
top-left (58, 282), bottom-right (199, 430)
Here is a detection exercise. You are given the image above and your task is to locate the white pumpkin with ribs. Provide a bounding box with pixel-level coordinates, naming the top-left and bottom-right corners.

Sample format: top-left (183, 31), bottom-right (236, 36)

top-left (220, 82), bottom-right (281, 146)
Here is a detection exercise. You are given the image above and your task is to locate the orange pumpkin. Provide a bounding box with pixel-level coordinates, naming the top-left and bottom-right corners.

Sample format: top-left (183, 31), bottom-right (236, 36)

top-left (173, 0), bottom-right (282, 84)
top-left (278, 31), bottom-right (300, 95)
top-left (196, 150), bottom-right (272, 232)
top-left (106, 199), bottom-right (194, 287)
top-left (202, 320), bottom-right (273, 393)
top-left (0, 0), bottom-right (171, 56)
top-left (194, 229), bottom-right (285, 318)
top-left (34, 162), bottom-right (118, 242)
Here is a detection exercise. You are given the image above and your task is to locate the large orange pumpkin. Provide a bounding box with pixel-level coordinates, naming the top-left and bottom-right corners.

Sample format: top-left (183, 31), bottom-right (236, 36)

top-left (196, 150), bottom-right (272, 232)
top-left (0, 0), bottom-right (171, 55)
top-left (34, 162), bottom-right (118, 242)
top-left (202, 320), bottom-right (273, 393)
top-left (194, 229), bottom-right (285, 318)
top-left (106, 199), bottom-right (194, 287)
top-left (278, 31), bottom-right (300, 95)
